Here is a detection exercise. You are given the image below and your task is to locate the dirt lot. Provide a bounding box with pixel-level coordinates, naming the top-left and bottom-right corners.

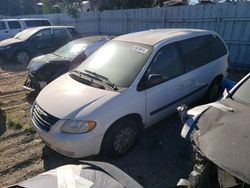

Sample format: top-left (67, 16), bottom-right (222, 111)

top-left (0, 62), bottom-right (248, 187)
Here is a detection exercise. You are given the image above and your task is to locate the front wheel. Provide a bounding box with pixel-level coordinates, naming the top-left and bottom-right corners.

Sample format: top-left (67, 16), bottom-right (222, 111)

top-left (15, 50), bottom-right (30, 64)
top-left (101, 118), bottom-right (138, 158)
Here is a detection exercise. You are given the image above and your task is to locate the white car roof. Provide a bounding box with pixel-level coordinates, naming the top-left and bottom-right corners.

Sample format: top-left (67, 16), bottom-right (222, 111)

top-left (114, 29), bottom-right (216, 46)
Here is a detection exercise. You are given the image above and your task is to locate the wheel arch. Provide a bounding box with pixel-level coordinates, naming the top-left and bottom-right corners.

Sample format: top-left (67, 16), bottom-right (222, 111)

top-left (99, 113), bottom-right (144, 153)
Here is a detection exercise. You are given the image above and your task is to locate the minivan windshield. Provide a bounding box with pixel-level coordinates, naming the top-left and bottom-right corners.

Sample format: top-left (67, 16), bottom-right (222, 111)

top-left (76, 40), bottom-right (153, 88)
top-left (54, 40), bottom-right (87, 60)
top-left (14, 28), bottom-right (39, 40)
top-left (232, 77), bottom-right (250, 104)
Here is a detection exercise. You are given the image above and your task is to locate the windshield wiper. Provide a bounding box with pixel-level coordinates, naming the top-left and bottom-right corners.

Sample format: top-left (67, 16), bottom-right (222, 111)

top-left (84, 69), bottom-right (118, 90)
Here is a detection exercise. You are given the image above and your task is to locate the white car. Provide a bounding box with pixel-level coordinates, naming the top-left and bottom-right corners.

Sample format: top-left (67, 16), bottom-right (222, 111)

top-left (31, 29), bottom-right (228, 158)
top-left (0, 18), bottom-right (52, 41)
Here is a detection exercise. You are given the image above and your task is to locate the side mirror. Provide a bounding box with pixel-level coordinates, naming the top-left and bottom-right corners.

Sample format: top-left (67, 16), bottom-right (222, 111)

top-left (137, 74), bottom-right (163, 91)
top-left (148, 74), bottom-right (163, 85)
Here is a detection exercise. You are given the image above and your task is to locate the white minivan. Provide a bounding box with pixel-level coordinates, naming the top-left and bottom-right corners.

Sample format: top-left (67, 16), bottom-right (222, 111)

top-left (32, 29), bottom-right (228, 158)
top-left (0, 18), bottom-right (52, 41)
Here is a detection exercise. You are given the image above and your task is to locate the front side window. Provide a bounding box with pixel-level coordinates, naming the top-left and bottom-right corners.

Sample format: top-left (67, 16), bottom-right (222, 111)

top-left (7, 21), bottom-right (22, 29)
top-left (76, 40), bottom-right (153, 88)
top-left (146, 43), bottom-right (184, 83)
top-left (0, 21), bottom-right (6, 30)
top-left (33, 29), bottom-right (51, 40)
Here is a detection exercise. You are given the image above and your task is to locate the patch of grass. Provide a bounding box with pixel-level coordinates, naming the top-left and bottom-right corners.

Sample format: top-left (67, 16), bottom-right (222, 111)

top-left (24, 123), bottom-right (35, 134)
top-left (8, 119), bottom-right (23, 130)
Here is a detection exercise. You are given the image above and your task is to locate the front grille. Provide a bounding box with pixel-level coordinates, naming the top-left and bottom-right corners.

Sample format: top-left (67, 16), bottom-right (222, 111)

top-left (32, 103), bottom-right (59, 132)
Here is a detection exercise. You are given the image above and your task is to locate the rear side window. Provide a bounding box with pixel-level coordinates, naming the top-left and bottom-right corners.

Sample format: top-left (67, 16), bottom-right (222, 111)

top-left (147, 43), bottom-right (184, 82)
top-left (7, 21), bottom-right (22, 29)
top-left (0, 21), bottom-right (6, 30)
top-left (53, 29), bottom-right (69, 38)
top-left (178, 34), bottom-right (227, 73)
top-left (25, 20), bottom-right (51, 27)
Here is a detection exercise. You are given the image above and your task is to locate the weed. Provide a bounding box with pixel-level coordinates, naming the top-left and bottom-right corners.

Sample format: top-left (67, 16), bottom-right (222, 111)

top-left (8, 119), bottom-right (22, 130)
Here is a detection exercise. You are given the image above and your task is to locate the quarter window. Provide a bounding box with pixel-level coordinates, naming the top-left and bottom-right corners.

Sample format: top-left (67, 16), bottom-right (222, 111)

top-left (0, 21), bottom-right (6, 30)
top-left (178, 34), bottom-right (228, 73)
top-left (208, 35), bottom-right (227, 60)
top-left (7, 21), bottom-right (22, 29)
top-left (147, 43), bottom-right (184, 83)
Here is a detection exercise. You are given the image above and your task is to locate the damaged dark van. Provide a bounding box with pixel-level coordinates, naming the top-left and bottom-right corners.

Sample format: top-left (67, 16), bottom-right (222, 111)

top-left (23, 36), bottom-right (112, 92)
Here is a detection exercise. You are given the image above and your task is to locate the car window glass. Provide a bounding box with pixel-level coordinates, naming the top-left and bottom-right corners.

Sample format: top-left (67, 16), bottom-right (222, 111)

top-left (77, 41), bottom-right (153, 88)
top-left (53, 29), bottom-right (68, 38)
top-left (0, 21), bottom-right (6, 30)
top-left (25, 20), bottom-right (51, 27)
top-left (7, 21), bottom-right (22, 29)
top-left (147, 43), bottom-right (184, 82)
top-left (33, 29), bottom-right (51, 40)
top-left (208, 35), bottom-right (227, 60)
top-left (67, 28), bottom-right (79, 37)
top-left (178, 35), bottom-right (211, 72)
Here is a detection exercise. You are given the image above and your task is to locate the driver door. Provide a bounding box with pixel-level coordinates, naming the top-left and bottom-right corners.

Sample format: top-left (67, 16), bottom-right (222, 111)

top-left (143, 42), bottom-right (188, 126)
top-left (29, 28), bottom-right (53, 55)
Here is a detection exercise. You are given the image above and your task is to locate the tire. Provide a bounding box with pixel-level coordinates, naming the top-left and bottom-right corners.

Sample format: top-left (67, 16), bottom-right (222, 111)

top-left (205, 79), bottom-right (221, 102)
top-left (101, 118), bottom-right (138, 158)
top-left (15, 50), bottom-right (30, 64)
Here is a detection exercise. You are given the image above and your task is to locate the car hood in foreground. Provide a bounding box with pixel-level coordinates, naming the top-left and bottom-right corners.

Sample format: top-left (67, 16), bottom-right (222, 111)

top-left (193, 98), bottom-right (250, 184)
top-left (0, 37), bottom-right (22, 46)
top-left (36, 73), bottom-right (118, 119)
top-left (9, 161), bottom-right (143, 188)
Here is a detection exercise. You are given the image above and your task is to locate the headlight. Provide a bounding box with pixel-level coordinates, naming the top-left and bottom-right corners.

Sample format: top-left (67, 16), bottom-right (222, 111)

top-left (61, 120), bottom-right (96, 134)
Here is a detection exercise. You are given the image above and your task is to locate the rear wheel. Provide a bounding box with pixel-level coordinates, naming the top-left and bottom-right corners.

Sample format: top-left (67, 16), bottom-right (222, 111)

top-left (102, 118), bottom-right (138, 158)
top-left (206, 79), bottom-right (221, 102)
top-left (15, 50), bottom-right (30, 64)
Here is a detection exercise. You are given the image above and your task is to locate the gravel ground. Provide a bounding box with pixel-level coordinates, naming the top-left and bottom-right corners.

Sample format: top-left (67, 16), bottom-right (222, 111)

top-left (0, 62), bottom-right (248, 187)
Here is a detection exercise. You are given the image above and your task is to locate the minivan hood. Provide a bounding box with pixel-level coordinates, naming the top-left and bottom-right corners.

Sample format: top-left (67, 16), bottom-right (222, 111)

top-left (36, 74), bottom-right (118, 119)
top-left (0, 38), bottom-right (22, 46)
top-left (194, 98), bottom-right (250, 184)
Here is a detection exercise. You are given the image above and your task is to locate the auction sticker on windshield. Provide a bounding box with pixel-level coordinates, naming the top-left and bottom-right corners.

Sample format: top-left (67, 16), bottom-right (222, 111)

top-left (132, 46), bottom-right (149, 54)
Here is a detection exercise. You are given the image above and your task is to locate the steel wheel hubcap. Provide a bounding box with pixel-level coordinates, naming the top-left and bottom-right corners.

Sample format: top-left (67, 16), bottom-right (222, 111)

top-left (17, 52), bottom-right (29, 64)
top-left (114, 127), bottom-right (136, 154)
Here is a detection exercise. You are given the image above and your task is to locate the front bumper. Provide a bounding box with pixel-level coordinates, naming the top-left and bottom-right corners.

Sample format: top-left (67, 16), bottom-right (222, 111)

top-left (32, 118), bottom-right (103, 158)
top-left (0, 48), bottom-right (14, 59)
top-left (23, 72), bottom-right (44, 91)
